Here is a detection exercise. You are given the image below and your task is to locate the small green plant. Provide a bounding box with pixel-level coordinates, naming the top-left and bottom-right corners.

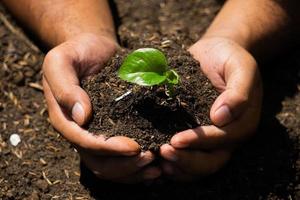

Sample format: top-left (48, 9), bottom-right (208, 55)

top-left (118, 48), bottom-right (180, 96)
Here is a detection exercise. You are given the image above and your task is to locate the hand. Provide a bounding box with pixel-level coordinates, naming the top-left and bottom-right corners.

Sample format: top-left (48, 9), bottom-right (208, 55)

top-left (43, 33), bottom-right (160, 183)
top-left (160, 37), bottom-right (262, 181)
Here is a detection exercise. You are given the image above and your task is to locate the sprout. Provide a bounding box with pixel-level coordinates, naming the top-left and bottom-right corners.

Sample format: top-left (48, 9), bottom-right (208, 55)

top-left (118, 48), bottom-right (180, 96)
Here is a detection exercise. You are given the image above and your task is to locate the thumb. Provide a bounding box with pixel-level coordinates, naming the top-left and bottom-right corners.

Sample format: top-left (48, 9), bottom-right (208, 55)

top-left (210, 90), bottom-right (248, 127)
top-left (43, 48), bottom-right (92, 126)
top-left (60, 85), bottom-right (92, 126)
top-left (210, 52), bottom-right (259, 127)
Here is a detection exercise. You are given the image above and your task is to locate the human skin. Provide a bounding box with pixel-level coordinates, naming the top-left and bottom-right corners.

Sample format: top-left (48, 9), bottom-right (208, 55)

top-left (159, 0), bottom-right (296, 181)
top-left (3, 0), bottom-right (297, 182)
top-left (3, 0), bottom-right (160, 183)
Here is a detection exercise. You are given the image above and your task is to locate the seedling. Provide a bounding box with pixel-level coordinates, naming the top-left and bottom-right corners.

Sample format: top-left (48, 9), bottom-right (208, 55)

top-left (118, 48), bottom-right (180, 96)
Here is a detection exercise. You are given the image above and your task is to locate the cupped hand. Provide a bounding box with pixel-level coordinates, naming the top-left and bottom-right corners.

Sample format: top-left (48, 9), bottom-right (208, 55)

top-left (160, 37), bottom-right (263, 181)
top-left (43, 33), bottom-right (160, 183)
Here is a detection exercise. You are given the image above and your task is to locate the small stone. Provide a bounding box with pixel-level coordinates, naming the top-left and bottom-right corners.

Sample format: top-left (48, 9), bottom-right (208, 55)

top-left (6, 190), bottom-right (13, 198)
top-left (27, 191), bottom-right (39, 200)
top-left (24, 69), bottom-right (35, 77)
top-left (13, 71), bottom-right (24, 85)
top-left (9, 134), bottom-right (21, 146)
top-left (35, 179), bottom-right (49, 192)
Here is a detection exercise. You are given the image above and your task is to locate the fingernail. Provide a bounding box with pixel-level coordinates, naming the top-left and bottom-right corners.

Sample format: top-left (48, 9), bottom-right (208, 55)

top-left (162, 145), bottom-right (178, 162)
top-left (164, 151), bottom-right (178, 162)
top-left (214, 105), bottom-right (232, 126)
top-left (143, 168), bottom-right (161, 179)
top-left (137, 152), bottom-right (154, 167)
top-left (171, 135), bottom-right (188, 148)
top-left (72, 102), bottom-right (85, 125)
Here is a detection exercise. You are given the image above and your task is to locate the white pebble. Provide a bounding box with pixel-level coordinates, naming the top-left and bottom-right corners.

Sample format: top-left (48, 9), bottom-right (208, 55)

top-left (9, 134), bottom-right (21, 146)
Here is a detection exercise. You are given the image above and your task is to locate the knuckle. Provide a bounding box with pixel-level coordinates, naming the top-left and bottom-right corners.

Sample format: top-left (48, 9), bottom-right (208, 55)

top-left (42, 48), bottom-right (68, 74)
top-left (55, 89), bottom-right (71, 105)
top-left (234, 92), bottom-right (249, 106)
top-left (43, 49), bottom-right (63, 66)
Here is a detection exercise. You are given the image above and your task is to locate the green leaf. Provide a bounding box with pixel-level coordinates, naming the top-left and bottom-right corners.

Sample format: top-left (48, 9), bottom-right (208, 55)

top-left (118, 48), bottom-right (169, 86)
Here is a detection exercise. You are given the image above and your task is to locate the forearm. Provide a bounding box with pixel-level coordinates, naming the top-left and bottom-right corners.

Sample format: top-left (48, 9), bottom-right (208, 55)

top-left (2, 0), bottom-right (115, 47)
top-left (203, 0), bottom-right (297, 57)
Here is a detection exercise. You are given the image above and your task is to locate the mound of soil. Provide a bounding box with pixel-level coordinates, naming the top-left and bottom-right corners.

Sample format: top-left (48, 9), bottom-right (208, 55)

top-left (83, 47), bottom-right (218, 151)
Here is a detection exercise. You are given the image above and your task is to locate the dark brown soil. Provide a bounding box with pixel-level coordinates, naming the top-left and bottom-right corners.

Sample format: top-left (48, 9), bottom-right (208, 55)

top-left (0, 0), bottom-right (300, 200)
top-left (82, 47), bottom-right (217, 151)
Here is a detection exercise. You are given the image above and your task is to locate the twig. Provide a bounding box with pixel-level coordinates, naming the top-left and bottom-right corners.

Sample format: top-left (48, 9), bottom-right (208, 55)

top-left (42, 171), bottom-right (53, 185)
top-left (115, 90), bottom-right (132, 101)
top-left (28, 82), bottom-right (43, 91)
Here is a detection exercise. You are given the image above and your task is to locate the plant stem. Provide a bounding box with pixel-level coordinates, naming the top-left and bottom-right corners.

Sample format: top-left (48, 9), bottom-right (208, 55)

top-left (166, 84), bottom-right (175, 97)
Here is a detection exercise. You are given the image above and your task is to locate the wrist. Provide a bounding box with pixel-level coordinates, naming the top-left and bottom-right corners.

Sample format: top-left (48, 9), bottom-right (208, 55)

top-left (65, 32), bottom-right (119, 52)
top-left (194, 36), bottom-right (250, 57)
top-left (201, 24), bottom-right (252, 51)
top-left (61, 26), bottom-right (117, 44)
top-left (44, 25), bottom-right (117, 48)
top-left (190, 36), bottom-right (256, 71)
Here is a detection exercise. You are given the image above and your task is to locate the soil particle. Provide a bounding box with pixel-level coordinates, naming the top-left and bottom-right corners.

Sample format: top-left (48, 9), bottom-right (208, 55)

top-left (35, 179), bottom-right (49, 192)
top-left (26, 191), bottom-right (39, 200)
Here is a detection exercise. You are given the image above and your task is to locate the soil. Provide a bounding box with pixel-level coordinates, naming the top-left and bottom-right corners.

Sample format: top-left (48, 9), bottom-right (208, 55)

top-left (82, 47), bottom-right (217, 151)
top-left (0, 0), bottom-right (300, 200)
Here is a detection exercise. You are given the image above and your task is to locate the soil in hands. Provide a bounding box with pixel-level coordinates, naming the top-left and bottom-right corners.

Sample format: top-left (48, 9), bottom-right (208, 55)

top-left (82, 45), bottom-right (218, 151)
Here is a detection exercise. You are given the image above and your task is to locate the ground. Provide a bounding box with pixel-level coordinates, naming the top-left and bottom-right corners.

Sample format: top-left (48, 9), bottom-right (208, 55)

top-left (0, 1), bottom-right (299, 200)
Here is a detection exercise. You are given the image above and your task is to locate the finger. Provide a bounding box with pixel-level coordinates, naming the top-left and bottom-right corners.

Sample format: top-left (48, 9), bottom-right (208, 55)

top-left (210, 51), bottom-right (262, 127)
top-left (113, 167), bottom-right (162, 184)
top-left (43, 47), bottom-right (92, 126)
top-left (160, 144), bottom-right (230, 176)
top-left (43, 78), bottom-right (140, 155)
top-left (171, 125), bottom-right (227, 150)
top-left (171, 101), bottom-right (260, 150)
top-left (188, 41), bottom-right (227, 91)
top-left (80, 150), bottom-right (158, 180)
